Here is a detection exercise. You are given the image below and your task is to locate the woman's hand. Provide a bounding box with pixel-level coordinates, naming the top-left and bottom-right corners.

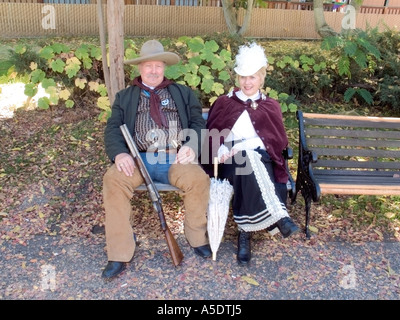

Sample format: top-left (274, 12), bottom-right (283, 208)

top-left (219, 148), bottom-right (239, 163)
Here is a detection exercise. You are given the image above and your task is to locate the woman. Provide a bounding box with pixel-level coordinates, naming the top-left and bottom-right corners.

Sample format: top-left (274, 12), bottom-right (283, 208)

top-left (205, 42), bottom-right (299, 265)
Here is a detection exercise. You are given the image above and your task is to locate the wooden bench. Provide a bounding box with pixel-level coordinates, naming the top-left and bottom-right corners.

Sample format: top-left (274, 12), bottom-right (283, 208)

top-left (136, 110), bottom-right (296, 202)
top-left (292, 110), bottom-right (400, 239)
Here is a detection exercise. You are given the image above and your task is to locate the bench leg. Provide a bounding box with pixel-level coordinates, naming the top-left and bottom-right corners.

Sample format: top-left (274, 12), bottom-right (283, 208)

top-left (302, 192), bottom-right (312, 240)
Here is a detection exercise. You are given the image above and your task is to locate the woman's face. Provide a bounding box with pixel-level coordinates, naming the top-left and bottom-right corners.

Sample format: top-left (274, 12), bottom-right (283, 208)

top-left (238, 73), bottom-right (263, 97)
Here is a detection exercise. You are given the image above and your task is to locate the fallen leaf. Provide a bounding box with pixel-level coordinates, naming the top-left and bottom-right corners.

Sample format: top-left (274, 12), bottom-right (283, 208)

top-left (241, 276), bottom-right (259, 286)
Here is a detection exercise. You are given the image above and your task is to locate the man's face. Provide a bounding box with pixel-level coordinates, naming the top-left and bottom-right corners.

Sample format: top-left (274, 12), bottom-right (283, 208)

top-left (138, 60), bottom-right (166, 87)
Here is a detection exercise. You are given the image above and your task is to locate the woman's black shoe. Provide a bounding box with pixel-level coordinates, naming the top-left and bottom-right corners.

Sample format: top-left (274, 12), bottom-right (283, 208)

top-left (237, 231), bottom-right (251, 265)
top-left (276, 217), bottom-right (299, 238)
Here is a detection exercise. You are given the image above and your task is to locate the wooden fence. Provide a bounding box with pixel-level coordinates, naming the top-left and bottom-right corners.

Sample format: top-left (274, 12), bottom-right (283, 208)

top-left (1, 0), bottom-right (400, 12)
top-left (0, 2), bottom-right (399, 38)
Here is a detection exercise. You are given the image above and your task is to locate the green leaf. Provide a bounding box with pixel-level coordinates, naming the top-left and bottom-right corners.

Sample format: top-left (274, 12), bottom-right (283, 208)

top-left (81, 57), bottom-right (93, 70)
top-left (338, 56), bottom-right (350, 77)
top-left (201, 77), bottom-right (213, 94)
top-left (65, 100), bottom-right (75, 108)
top-left (15, 44), bottom-right (26, 55)
top-left (219, 49), bottom-right (232, 62)
top-left (267, 89), bottom-right (279, 100)
top-left (184, 73), bottom-right (201, 87)
top-left (354, 49), bottom-right (367, 69)
top-left (75, 45), bottom-right (90, 60)
top-left (218, 70), bottom-right (230, 81)
top-left (51, 43), bottom-right (70, 54)
top-left (65, 57), bottom-right (81, 78)
top-left (24, 83), bottom-right (38, 97)
top-left (200, 49), bottom-right (215, 63)
top-left (188, 55), bottom-right (202, 65)
top-left (37, 96), bottom-right (50, 109)
top-left (344, 87), bottom-right (356, 102)
top-left (187, 37), bottom-right (204, 53)
top-left (39, 46), bottom-right (54, 60)
top-left (198, 65), bottom-right (211, 76)
top-left (30, 69), bottom-right (46, 83)
top-left (357, 37), bottom-right (381, 59)
top-left (211, 56), bottom-right (225, 71)
top-left (97, 96), bottom-right (110, 111)
top-left (41, 78), bottom-right (56, 89)
top-left (357, 88), bottom-right (373, 105)
top-left (211, 82), bottom-right (224, 96)
top-left (125, 48), bottom-right (138, 60)
top-left (288, 103), bottom-right (298, 113)
top-left (97, 84), bottom-right (108, 97)
top-left (164, 64), bottom-right (182, 80)
top-left (344, 41), bottom-right (357, 56)
top-left (51, 58), bottom-right (65, 73)
top-left (321, 36), bottom-right (342, 51)
top-left (204, 40), bottom-right (219, 53)
top-left (89, 45), bottom-right (102, 60)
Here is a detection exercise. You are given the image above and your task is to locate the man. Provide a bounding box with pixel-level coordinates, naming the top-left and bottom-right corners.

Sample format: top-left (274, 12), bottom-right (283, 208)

top-left (102, 40), bottom-right (211, 279)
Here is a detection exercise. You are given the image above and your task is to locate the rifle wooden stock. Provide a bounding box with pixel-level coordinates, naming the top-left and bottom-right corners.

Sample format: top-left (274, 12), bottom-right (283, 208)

top-left (120, 124), bottom-right (183, 267)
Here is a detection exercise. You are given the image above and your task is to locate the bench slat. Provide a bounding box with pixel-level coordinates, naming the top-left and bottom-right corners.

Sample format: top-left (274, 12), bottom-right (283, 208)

top-left (310, 146), bottom-right (400, 159)
top-left (305, 127), bottom-right (400, 140)
top-left (319, 185), bottom-right (400, 196)
top-left (303, 113), bottom-right (400, 129)
top-left (314, 160), bottom-right (400, 170)
top-left (307, 136), bottom-right (400, 148)
top-left (314, 172), bottom-right (400, 186)
top-left (302, 112), bottom-right (400, 123)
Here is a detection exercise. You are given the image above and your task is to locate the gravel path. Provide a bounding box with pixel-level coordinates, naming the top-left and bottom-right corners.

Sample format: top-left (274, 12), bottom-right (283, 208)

top-left (1, 233), bottom-right (399, 302)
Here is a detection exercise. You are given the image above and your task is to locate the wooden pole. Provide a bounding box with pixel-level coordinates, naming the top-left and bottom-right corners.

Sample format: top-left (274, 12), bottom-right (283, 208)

top-left (97, 0), bottom-right (111, 100)
top-left (107, 0), bottom-right (125, 106)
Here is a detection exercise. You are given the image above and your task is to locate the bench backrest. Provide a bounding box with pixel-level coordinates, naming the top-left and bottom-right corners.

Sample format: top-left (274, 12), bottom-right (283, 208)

top-left (298, 111), bottom-right (400, 174)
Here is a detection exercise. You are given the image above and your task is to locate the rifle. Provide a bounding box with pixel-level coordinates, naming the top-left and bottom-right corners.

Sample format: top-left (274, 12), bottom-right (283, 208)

top-left (120, 124), bottom-right (184, 267)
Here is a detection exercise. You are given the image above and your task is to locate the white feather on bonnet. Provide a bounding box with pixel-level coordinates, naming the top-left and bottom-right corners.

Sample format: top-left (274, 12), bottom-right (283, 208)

top-left (234, 42), bottom-right (268, 77)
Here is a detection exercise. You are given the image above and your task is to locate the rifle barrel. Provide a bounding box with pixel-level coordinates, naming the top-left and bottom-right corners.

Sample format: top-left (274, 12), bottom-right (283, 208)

top-left (120, 124), bottom-right (183, 266)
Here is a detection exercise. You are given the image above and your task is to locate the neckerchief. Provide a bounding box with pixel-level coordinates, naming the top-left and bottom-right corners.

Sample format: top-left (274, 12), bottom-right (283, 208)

top-left (132, 76), bottom-right (174, 128)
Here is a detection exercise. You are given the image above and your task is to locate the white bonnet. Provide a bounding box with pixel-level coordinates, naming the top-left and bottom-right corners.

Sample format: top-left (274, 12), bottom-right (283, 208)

top-left (234, 42), bottom-right (268, 76)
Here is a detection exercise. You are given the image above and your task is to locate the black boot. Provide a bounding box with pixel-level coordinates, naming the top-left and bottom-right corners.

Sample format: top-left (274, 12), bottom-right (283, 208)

top-left (276, 217), bottom-right (299, 238)
top-left (237, 231), bottom-right (251, 265)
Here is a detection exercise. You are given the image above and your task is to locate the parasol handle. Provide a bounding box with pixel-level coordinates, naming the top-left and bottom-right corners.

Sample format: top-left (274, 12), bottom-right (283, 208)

top-left (213, 157), bottom-right (219, 178)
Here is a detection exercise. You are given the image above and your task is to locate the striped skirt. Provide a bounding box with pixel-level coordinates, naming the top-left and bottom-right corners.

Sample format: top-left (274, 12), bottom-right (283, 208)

top-left (218, 148), bottom-right (289, 232)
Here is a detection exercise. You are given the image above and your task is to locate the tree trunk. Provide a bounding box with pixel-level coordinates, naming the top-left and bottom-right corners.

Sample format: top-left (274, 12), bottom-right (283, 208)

top-left (221, 0), bottom-right (239, 35)
top-left (107, 0), bottom-right (125, 106)
top-left (97, 0), bottom-right (111, 99)
top-left (314, 0), bottom-right (338, 38)
top-left (238, 0), bottom-right (253, 36)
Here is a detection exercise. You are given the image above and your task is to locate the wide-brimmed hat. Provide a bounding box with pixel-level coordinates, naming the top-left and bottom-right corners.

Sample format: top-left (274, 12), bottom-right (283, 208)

top-left (234, 42), bottom-right (268, 76)
top-left (124, 40), bottom-right (180, 66)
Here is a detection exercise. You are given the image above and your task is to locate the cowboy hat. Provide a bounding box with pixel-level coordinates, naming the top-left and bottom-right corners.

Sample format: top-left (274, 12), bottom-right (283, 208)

top-left (124, 40), bottom-right (180, 66)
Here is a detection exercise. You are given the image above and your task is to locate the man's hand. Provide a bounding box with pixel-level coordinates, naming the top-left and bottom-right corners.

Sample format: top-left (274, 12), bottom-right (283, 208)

top-left (174, 146), bottom-right (196, 165)
top-left (115, 153), bottom-right (135, 176)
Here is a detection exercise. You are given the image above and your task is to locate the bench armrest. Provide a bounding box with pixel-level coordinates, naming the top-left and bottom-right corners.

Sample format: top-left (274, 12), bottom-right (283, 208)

top-left (294, 111), bottom-right (321, 203)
